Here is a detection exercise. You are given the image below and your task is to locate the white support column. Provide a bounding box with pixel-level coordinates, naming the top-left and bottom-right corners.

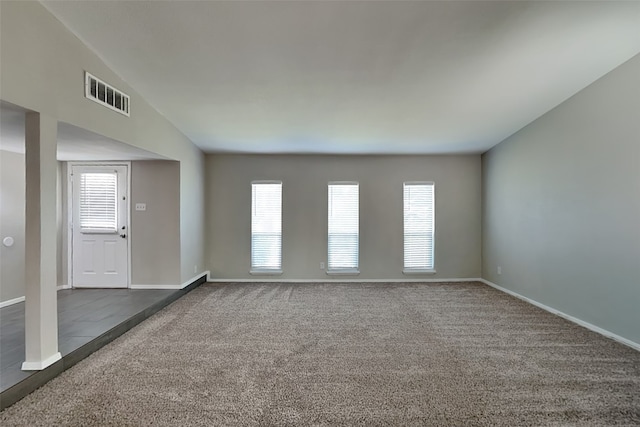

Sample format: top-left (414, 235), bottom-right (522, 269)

top-left (22, 112), bottom-right (61, 371)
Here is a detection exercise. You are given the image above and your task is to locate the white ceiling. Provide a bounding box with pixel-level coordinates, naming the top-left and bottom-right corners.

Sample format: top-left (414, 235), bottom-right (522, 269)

top-left (0, 102), bottom-right (167, 161)
top-left (41, 1), bottom-right (640, 154)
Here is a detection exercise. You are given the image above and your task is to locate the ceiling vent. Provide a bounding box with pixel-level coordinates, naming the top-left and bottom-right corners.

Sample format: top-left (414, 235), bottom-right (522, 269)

top-left (85, 72), bottom-right (130, 117)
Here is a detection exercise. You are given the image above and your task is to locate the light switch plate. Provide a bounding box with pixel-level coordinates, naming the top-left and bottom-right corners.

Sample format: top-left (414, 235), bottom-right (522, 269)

top-left (135, 203), bottom-right (147, 211)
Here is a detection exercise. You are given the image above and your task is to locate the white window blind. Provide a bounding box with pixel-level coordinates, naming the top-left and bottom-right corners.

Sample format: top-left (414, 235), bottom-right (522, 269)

top-left (251, 182), bottom-right (282, 272)
top-left (403, 182), bottom-right (435, 271)
top-left (328, 182), bottom-right (359, 272)
top-left (79, 172), bottom-right (118, 232)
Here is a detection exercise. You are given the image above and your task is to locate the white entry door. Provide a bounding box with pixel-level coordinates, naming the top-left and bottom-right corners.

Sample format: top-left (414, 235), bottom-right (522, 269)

top-left (71, 165), bottom-right (129, 288)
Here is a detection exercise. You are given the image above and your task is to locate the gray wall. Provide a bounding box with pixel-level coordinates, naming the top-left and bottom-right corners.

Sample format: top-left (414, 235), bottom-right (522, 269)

top-left (482, 54), bottom-right (640, 345)
top-left (207, 154), bottom-right (481, 280)
top-left (0, 150), bottom-right (64, 303)
top-left (1, 150), bottom-right (26, 302)
top-left (61, 161), bottom-right (182, 287)
top-left (2, 157), bottom-right (183, 301)
top-left (131, 161), bottom-right (181, 285)
top-left (0, 1), bottom-right (205, 283)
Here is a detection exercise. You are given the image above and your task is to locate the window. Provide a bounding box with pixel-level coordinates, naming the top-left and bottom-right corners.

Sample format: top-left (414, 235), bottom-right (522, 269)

top-left (251, 181), bottom-right (282, 273)
top-left (79, 172), bottom-right (118, 233)
top-left (328, 182), bottom-right (359, 273)
top-left (403, 182), bottom-right (435, 272)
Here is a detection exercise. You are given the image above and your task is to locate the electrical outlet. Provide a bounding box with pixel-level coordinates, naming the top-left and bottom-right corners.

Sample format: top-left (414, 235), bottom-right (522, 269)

top-left (320, 262), bottom-right (325, 270)
top-left (194, 265), bottom-right (198, 273)
top-left (497, 266), bottom-right (502, 275)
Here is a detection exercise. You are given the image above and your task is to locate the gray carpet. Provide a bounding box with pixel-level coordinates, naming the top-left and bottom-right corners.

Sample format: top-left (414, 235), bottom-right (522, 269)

top-left (1, 282), bottom-right (639, 426)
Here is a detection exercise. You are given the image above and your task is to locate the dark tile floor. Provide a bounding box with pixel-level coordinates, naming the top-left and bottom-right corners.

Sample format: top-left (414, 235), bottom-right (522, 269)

top-left (0, 288), bottom-right (175, 392)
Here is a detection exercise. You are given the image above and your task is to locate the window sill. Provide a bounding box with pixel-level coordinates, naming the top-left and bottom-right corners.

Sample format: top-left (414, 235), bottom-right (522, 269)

top-left (249, 270), bottom-right (283, 276)
top-left (403, 269), bottom-right (436, 275)
top-left (326, 269), bottom-right (360, 276)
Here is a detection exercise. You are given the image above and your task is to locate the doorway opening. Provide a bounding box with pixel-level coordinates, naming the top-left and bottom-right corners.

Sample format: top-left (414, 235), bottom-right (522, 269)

top-left (69, 163), bottom-right (130, 288)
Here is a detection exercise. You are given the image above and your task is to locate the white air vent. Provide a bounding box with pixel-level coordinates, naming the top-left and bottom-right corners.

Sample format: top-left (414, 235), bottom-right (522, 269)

top-left (85, 72), bottom-right (130, 116)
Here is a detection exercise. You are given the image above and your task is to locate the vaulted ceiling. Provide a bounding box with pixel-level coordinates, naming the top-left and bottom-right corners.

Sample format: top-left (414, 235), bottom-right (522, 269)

top-left (42, 1), bottom-right (640, 154)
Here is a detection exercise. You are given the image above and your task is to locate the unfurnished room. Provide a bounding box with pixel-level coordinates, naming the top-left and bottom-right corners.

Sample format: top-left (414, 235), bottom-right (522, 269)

top-left (0, 1), bottom-right (639, 425)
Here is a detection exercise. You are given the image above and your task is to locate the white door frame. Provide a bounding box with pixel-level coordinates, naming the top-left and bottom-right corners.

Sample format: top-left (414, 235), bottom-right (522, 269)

top-left (67, 161), bottom-right (132, 288)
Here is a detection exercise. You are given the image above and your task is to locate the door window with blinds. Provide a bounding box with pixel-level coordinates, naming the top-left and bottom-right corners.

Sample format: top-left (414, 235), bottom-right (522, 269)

top-left (327, 182), bottom-right (359, 273)
top-left (251, 181), bottom-right (282, 273)
top-left (79, 172), bottom-right (118, 233)
top-left (403, 182), bottom-right (435, 272)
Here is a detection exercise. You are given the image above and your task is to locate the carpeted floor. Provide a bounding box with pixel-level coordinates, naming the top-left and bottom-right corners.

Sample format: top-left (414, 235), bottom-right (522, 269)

top-left (1, 282), bottom-right (639, 426)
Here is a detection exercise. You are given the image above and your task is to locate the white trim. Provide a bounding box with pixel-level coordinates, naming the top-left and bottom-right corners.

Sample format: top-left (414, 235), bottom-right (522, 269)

top-left (73, 285), bottom-right (131, 289)
top-left (130, 284), bottom-right (183, 290)
top-left (0, 296), bottom-right (25, 308)
top-left (67, 166), bottom-right (73, 292)
top-left (251, 180), bottom-right (282, 185)
top-left (404, 180), bottom-right (435, 186)
top-left (126, 163), bottom-right (132, 288)
top-left (328, 181), bottom-right (359, 186)
top-left (22, 352), bottom-right (62, 371)
top-left (403, 269), bottom-right (436, 275)
top-left (130, 271), bottom-right (210, 290)
top-left (478, 278), bottom-right (640, 352)
top-left (326, 270), bottom-right (360, 276)
top-left (181, 271), bottom-right (209, 289)
top-left (208, 277), bottom-right (482, 283)
top-left (56, 284), bottom-right (72, 291)
top-left (250, 270), bottom-right (283, 275)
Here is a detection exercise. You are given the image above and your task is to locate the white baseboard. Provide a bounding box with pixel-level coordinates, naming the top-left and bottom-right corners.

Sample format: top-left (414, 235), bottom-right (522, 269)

top-left (478, 278), bottom-right (640, 352)
top-left (182, 271), bottom-right (210, 289)
top-left (130, 284), bottom-right (183, 290)
top-left (0, 296), bottom-right (25, 308)
top-left (207, 277), bottom-right (483, 284)
top-left (56, 284), bottom-right (72, 291)
top-left (22, 352), bottom-right (62, 371)
top-left (130, 271), bottom-right (210, 290)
